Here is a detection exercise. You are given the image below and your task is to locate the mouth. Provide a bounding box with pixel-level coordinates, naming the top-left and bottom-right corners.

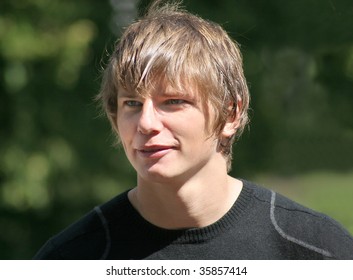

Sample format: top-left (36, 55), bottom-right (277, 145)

top-left (137, 145), bottom-right (176, 158)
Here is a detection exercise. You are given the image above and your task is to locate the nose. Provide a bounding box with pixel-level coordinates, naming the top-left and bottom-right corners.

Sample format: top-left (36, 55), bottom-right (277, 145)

top-left (137, 99), bottom-right (163, 135)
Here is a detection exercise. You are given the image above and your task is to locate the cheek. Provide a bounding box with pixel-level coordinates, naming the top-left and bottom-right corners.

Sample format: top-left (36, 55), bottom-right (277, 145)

top-left (176, 116), bottom-right (214, 146)
top-left (117, 114), bottom-right (133, 134)
top-left (188, 115), bottom-right (209, 138)
top-left (116, 120), bottom-right (134, 150)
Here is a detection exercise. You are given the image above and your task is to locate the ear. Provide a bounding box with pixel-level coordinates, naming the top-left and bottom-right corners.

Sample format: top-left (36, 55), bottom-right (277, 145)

top-left (221, 99), bottom-right (242, 138)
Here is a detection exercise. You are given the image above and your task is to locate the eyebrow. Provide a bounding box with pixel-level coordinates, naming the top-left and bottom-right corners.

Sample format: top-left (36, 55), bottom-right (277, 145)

top-left (117, 91), bottom-right (139, 99)
top-left (160, 90), bottom-right (193, 98)
top-left (117, 88), bottom-right (194, 99)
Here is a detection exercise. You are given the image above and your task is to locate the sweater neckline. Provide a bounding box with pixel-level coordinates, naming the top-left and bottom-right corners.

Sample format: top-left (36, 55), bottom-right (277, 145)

top-left (122, 180), bottom-right (254, 244)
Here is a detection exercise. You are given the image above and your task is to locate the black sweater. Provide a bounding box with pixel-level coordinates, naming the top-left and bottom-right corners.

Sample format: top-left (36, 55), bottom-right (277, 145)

top-left (34, 180), bottom-right (353, 259)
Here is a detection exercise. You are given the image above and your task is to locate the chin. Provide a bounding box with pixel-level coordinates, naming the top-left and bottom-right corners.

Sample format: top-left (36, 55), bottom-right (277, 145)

top-left (138, 165), bottom-right (186, 184)
top-left (144, 168), bottom-right (178, 181)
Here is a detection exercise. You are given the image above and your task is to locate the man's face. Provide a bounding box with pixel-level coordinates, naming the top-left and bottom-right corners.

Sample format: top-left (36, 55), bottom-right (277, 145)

top-left (116, 82), bottom-right (222, 184)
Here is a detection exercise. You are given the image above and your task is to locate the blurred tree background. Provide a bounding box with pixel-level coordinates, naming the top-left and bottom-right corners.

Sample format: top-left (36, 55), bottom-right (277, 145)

top-left (0, 0), bottom-right (352, 259)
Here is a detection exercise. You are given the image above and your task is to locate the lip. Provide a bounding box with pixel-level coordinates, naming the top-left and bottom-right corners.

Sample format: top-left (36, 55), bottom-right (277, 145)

top-left (136, 145), bottom-right (176, 159)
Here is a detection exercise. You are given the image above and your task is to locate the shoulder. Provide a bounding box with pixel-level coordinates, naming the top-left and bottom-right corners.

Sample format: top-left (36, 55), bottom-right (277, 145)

top-left (33, 190), bottom-right (131, 260)
top-left (242, 180), bottom-right (353, 259)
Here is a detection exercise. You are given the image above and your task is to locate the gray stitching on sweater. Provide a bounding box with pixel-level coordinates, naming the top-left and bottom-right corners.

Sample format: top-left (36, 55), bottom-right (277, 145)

top-left (94, 206), bottom-right (111, 259)
top-left (270, 191), bottom-right (333, 258)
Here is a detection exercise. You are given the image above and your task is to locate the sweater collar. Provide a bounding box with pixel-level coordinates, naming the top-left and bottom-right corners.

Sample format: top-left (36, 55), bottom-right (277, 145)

top-left (124, 180), bottom-right (254, 244)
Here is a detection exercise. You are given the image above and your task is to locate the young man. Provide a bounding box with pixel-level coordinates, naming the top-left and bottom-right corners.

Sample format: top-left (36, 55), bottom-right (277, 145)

top-left (34, 0), bottom-right (353, 259)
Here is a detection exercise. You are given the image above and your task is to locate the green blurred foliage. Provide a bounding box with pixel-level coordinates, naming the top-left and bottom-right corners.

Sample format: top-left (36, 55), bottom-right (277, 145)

top-left (0, 0), bottom-right (352, 259)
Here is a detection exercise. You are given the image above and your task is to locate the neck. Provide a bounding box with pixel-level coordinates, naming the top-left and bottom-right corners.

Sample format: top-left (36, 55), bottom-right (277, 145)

top-left (128, 159), bottom-right (243, 229)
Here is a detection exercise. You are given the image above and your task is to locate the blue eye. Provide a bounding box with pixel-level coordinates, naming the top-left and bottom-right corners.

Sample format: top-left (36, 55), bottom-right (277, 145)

top-left (125, 100), bottom-right (142, 107)
top-left (167, 99), bottom-right (185, 105)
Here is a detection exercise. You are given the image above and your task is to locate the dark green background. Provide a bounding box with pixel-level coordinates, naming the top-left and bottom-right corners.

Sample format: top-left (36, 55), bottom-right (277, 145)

top-left (1, 0), bottom-right (352, 259)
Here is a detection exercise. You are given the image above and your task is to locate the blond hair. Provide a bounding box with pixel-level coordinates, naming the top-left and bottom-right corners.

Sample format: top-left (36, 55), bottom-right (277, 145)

top-left (97, 0), bottom-right (250, 171)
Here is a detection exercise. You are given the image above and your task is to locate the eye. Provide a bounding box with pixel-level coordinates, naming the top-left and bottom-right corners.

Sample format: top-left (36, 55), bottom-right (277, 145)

top-left (124, 100), bottom-right (143, 107)
top-left (166, 99), bottom-right (186, 105)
